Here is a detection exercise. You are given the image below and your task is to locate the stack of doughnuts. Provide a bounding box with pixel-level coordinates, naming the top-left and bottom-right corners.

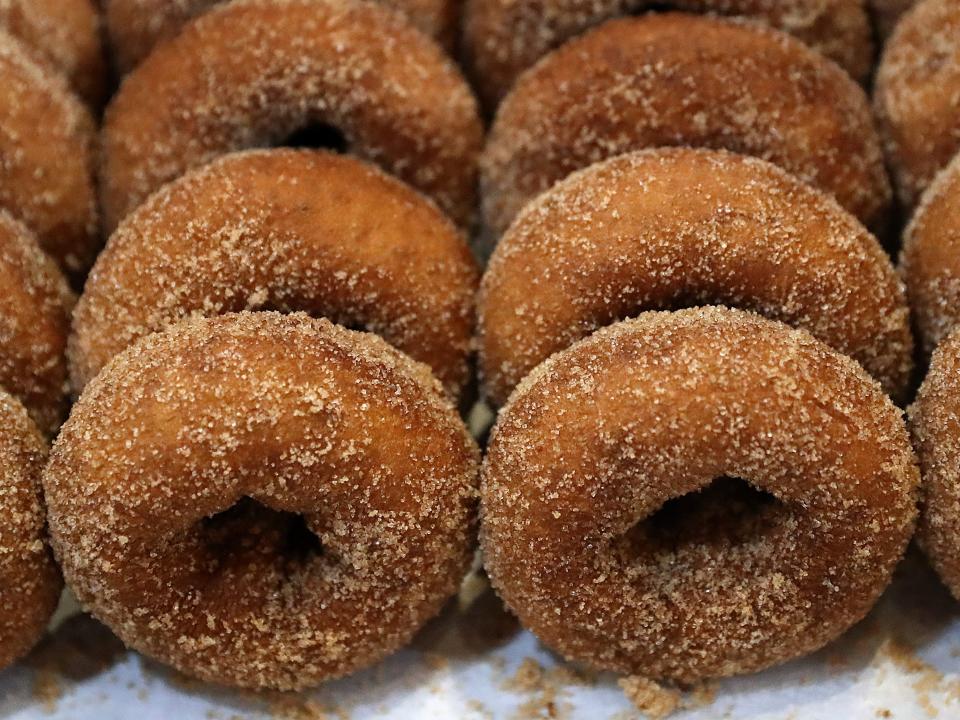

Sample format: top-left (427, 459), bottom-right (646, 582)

top-left (3, 0), bottom-right (960, 711)
top-left (475, 0), bottom-right (921, 696)
top-left (0, 0), bottom-right (98, 671)
top-left (876, 0), bottom-right (960, 611)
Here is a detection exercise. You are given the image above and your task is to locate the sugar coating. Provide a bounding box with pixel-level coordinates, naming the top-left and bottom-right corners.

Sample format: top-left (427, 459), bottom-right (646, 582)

top-left (0, 0), bottom-right (105, 106)
top-left (0, 30), bottom-right (98, 276)
top-left (874, 0), bottom-right (960, 208)
top-left (0, 390), bottom-right (62, 670)
top-left (900, 151), bottom-right (960, 356)
top-left (0, 212), bottom-right (74, 435)
top-left (71, 149), bottom-right (478, 399)
top-left (910, 327), bottom-right (960, 600)
top-left (463, 0), bottom-right (873, 109)
top-left (481, 306), bottom-right (919, 682)
top-left (45, 312), bottom-right (480, 690)
top-left (480, 148), bottom-right (913, 407)
top-left (481, 13), bottom-right (891, 239)
top-left (107, 0), bottom-right (459, 73)
top-left (100, 0), bottom-right (483, 232)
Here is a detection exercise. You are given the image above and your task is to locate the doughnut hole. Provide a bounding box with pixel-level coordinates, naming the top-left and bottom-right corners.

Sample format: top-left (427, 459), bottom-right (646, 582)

top-left (282, 123), bottom-right (348, 154)
top-left (624, 476), bottom-right (790, 556)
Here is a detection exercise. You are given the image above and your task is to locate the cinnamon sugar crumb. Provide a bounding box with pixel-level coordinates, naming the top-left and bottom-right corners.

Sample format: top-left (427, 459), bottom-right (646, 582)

top-left (618, 675), bottom-right (680, 719)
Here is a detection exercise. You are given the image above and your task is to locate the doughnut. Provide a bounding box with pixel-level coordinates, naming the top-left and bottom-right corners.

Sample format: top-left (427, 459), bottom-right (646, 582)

top-left (107, 0), bottom-right (459, 73)
top-left (870, 0), bottom-right (917, 38)
top-left (0, 212), bottom-right (74, 435)
top-left (71, 149), bottom-right (478, 399)
top-left (44, 311), bottom-right (479, 689)
top-left (900, 153), bottom-right (960, 357)
top-left (101, 0), bottom-right (483, 232)
top-left (0, 0), bottom-right (106, 106)
top-left (0, 32), bottom-right (99, 276)
top-left (479, 148), bottom-right (913, 408)
top-left (481, 13), bottom-right (891, 239)
top-left (910, 327), bottom-right (960, 599)
top-left (0, 390), bottom-right (62, 671)
top-left (875, 0), bottom-right (960, 208)
top-left (481, 306), bottom-right (918, 682)
top-left (464, 0), bottom-right (873, 109)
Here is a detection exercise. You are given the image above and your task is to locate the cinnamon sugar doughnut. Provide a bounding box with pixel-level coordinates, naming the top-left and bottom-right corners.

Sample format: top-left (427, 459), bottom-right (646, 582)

top-left (481, 307), bottom-right (918, 682)
top-left (0, 0), bottom-right (106, 106)
top-left (107, 0), bottom-right (459, 73)
top-left (464, 0), bottom-right (873, 109)
top-left (0, 391), bottom-right (62, 670)
top-left (0, 32), bottom-right (98, 276)
top-left (101, 0), bottom-right (483, 232)
top-left (910, 327), bottom-right (960, 599)
top-left (71, 149), bottom-right (478, 399)
top-left (0, 212), bottom-right (74, 435)
top-left (481, 13), bottom-right (891, 239)
top-left (875, 0), bottom-right (960, 208)
top-left (900, 153), bottom-right (960, 356)
top-left (480, 149), bottom-right (913, 407)
top-left (44, 312), bottom-right (479, 690)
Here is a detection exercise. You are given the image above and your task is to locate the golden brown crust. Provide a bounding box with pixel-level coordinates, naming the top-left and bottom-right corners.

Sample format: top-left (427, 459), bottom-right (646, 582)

top-left (875, 0), bottom-right (960, 208)
top-left (106, 0), bottom-right (460, 73)
top-left (900, 152), bottom-right (960, 357)
top-left (45, 312), bottom-right (480, 690)
top-left (464, 0), bottom-right (873, 109)
top-left (481, 307), bottom-right (919, 682)
top-left (0, 391), bottom-right (62, 670)
top-left (480, 149), bottom-right (913, 407)
top-left (0, 213), bottom-right (74, 435)
top-left (0, 32), bottom-right (99, 276)
top-left (72, 149), bottom-right (478, 398)
top-left (481, 13), bottom-right (891, 239)
top-left (0, 0), bottom-right (106, 106)
top-left (100, 0), bottom-right (483, 232)
top-left (910, 328), bottom-right (960, 600)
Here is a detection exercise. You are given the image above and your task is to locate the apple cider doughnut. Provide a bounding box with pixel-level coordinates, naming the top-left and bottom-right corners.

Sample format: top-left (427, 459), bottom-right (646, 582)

top-left (0, 0), bottom-right (106, 106)
top-left (0, 32), bottom-right (99, 276)
top-left (106, 0), bottom-right (459, 73)
top-left (875, 0), bottom-right (960, 208)
top-left (71, 149), bottom-right (478, 399)
top-left (900, 153), bottom-right (960, 357)
top-left (464, 0), bottom-right (873, 109)
top-left (0, 391), bottom-right (62, 670)
top-left (481, 307), bottom-right (918, 682)
top-left (910, 327), bottom-right (960, 600)
top-left (479, 149), bottom-right (912, 407)
top-left (100, 0), bottom-right (483, 232)
top-left (44, 312), bottom-right (479, 690)
top-left (0, 212), bottom-right (74, 435)
top-left (481, 13), bottom-right (891, 238)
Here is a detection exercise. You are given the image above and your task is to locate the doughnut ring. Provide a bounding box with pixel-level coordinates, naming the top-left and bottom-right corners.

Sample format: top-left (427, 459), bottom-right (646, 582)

top-left (464, 0), bottom-right (873, 109)
top-left (0, 0), bottom-right (105, 106)
top-left (479, 148), bottom-right (912, 407)
top-left (900, 152), bottom-right (960, 356)
top-left (106, 0), bottom-right (459, 73)
top-left (875, 0), bottom-right (960, 208)
top-left (101, 0), bottom-right (483, 232)
top-left (71, 149), bottom-right (478, 399)
top-left (910, 327), bottom-right (960, 600)
top-left (0, 212), bottom-right (74, 435)
top-left (481, 13), bottom-right (891, 239)
top-left (481, 306), bottom-right (918, 682)
top-left (0, 391), bottom-right (62, 671)
top-left (0, 32), bottom-right (98, 276)
top-left (44, 312), bottom-right (480, 690)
